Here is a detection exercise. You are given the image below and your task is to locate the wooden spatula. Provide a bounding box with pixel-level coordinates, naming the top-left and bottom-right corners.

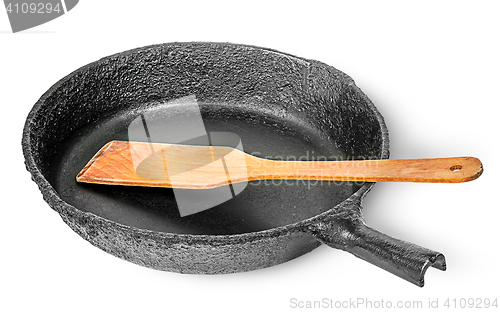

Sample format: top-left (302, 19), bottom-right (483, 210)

top-left (76, 140), bottom-right (483, 189)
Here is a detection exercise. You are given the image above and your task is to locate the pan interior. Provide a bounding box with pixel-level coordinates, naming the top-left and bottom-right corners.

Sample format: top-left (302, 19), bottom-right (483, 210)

top-left (49, 100), bottom-right (362, 235)
top-left (31, 43), bottom-right (383, 235)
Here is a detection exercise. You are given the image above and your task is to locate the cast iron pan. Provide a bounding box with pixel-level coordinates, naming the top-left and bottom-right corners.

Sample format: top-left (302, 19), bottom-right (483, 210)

top-left (23, 42), bottom-right (446, 287)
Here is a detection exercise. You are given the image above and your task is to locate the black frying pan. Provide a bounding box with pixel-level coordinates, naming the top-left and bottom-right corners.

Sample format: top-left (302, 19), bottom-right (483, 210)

top-left (23, 42), bottom-right (445, 287)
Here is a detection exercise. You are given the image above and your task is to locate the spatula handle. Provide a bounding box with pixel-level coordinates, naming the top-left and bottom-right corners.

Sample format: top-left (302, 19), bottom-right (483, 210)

top-left (254, 157), bottom-right (483, 183)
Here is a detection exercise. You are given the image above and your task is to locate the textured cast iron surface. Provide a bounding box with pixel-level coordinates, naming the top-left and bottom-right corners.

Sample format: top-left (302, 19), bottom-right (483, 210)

top-left (23, 42), bottom-right (444, 286)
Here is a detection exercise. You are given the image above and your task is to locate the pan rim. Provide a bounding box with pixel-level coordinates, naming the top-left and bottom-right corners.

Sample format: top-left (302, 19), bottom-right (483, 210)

top-left (22, 41), bottom-right (390, 242)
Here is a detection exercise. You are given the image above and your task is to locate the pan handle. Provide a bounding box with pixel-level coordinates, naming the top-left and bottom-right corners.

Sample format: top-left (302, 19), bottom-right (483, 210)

top-left (307, 200), bottom-right (446, 287)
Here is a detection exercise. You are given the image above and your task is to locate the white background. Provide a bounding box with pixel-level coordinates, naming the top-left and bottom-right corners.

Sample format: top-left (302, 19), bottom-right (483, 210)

top-left (1, 1), bottom-right (498, 311)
